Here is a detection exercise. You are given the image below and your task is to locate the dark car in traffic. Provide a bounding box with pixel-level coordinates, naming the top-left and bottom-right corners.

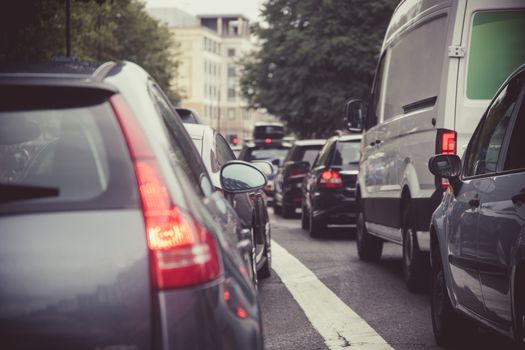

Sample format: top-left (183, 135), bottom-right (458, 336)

top-left (0, 61), bottom-right (266, 350)
top-left (301, 134), bottom-right (362, 237)
top-left (428, 65), bottom-right (525, 348)
top-left (274, 139), bottom-right (325, 218)
top-left (238, 137), bottom-right (292, 206)
top-left (184, 123), bottom-right (272, 283)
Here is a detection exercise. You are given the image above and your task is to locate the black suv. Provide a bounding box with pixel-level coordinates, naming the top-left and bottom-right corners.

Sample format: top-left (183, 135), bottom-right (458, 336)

top-left (301, 134), bottom-right (362, 237)
top-left (238, 129), bottom-right (292, 205)
top-left (274, 139), bottom-right (325, 217)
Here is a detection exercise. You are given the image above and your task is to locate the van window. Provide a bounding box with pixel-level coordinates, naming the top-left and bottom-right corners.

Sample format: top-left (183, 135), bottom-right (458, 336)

top-left (383, 15), bottom-right (448, 120)
top-left (464, 73), bottom-right (523, 177)
top-left (367, 54), bottom-right (386, 129)
top-left (467, 10), bottom-right (525, 100)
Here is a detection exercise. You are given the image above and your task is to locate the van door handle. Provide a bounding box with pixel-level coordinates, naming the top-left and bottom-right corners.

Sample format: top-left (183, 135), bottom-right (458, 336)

top-left (512, 192), bottom-right (525, 204)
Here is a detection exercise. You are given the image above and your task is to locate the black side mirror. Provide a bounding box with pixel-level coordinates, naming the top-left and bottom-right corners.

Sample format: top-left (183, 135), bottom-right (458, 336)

top-left (220, 161), bottom-right (267, 193)
top-left (428, 154), bottom-right (462, 178)
top-left (344, 99), bottom-right (364, 133)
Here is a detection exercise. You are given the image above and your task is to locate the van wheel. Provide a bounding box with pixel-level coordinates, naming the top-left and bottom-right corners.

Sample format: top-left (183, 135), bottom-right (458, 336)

top-left (308, 209), bottom-right (325, 238)
top-left (431, 254), bottom-right (468, 346)
top-left (402, 202), bottom-right (430, 293)
top-left (301, 205), bottom-right (309, 230)
top-left (356, 208), bottom-right (383, 261)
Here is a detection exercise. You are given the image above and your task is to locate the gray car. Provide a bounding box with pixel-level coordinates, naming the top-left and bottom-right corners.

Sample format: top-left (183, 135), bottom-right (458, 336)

top-left (428, 64), bottom-right (525, 347)
top-left (0, 61), bottom-right (266, 349)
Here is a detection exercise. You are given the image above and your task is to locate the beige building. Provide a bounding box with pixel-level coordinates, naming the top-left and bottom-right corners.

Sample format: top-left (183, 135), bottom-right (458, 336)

top-left (147, 8), bottom-right (276, 143)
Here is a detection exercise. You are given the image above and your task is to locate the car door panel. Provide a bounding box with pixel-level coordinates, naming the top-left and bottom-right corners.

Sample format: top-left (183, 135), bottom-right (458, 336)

top-left (447, 179), bottom-right (484, 314)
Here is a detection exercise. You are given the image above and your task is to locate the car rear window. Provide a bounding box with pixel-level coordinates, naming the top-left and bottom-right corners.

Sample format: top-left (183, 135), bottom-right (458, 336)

top-left (333, 141), bottom-right (360, 169)
top-left (247, 147), bottom-right (290, 167)
top-left (0, 99), bottom-right (138, 213)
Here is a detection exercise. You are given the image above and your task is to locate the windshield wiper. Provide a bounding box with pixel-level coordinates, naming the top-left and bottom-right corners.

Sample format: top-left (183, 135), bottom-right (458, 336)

top-left (0, 184), bottom-right (59, 203)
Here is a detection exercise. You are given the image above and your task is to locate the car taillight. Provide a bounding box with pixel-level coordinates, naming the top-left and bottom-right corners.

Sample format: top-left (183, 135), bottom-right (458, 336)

top-left (110, 94), bottom-right (221, 289)
top-left (435, 129), bottom-right (457, 189)
top-left (319, 169), bottom-right (343, 188)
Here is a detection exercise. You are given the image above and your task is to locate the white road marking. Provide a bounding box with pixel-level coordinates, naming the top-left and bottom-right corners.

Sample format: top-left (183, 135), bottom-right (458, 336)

top-left (271, 241), bottom-right (394, 350)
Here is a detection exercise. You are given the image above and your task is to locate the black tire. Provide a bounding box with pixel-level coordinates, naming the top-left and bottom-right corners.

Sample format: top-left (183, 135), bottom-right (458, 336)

top-left (282, 203), bottom-right (294, 218)
top-left (273, 203), bottom-right (282, 216)
top-left (257, 239), bottom-right (271, 279)
top-left (402, 201), bottom-right (430, 293)
top-left (431, 258), bottom-right (467, 346)
top-left (514, 266), bottom-right (525, 348)
top-left (308, 208), bottom-right (325, 238)
top-left (301, 205), bottom-right (309, 230)
top-left (356, 209), bottom-right (383, 261)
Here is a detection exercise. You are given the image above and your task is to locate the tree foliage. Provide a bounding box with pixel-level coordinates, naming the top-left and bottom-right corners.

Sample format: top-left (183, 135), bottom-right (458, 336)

top-left (240, 0), bottom-right (399, 137)
top-left (0, 0), bottom-right (181, 104)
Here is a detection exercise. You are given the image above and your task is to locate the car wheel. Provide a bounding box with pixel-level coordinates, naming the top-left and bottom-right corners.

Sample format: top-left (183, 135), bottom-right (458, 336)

top-left (301, 205), bottom-right (309, 230)
top-left (250, 231), bottom-right (259, 289)
top-left (257, 238), bottom-right (271, 279)
top-left (282, 203), bottom-right (294, 218)
top-left (514, 266), bottom-right (525, 347)
top-left (356, 208), bottom-right (383, 261)
top-left (431, 258), bottom-right (467, 346)
top-left (273, 203), bottom-right (282, 216)
top-left (308, 208), bottom-right (325, 238)
top-left (402, 201), bottom-right (430, 293)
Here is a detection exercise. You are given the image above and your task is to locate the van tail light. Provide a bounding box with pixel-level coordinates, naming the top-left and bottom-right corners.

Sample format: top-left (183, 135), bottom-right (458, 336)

top-left (435, 129), bottom-right (457, 189)
top-left (110, 94), bottom-right (221, 289)
top-left (319, 169), bottom-right (343, 188)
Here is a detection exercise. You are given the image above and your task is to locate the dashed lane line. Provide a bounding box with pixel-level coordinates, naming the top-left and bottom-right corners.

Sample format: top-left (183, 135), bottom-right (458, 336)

top-left (271, 241), bottom-right (394, 350)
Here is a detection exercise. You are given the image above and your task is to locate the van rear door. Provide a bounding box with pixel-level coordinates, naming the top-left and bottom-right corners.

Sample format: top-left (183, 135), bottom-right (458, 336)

top-left (455, 0), bottom-right (525, 156)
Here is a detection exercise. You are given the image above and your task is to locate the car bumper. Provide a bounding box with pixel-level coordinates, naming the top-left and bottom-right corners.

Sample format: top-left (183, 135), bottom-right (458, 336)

top-left (312, 194), bottom-right (357, 224)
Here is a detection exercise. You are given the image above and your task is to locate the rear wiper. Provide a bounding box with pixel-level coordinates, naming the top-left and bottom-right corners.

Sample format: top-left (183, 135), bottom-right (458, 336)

top-left (0, 184), bottom-right (59, 203)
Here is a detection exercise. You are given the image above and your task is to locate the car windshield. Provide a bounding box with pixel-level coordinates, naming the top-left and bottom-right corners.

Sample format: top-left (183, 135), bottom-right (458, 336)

top-left (0, 102), bottom-right (137, 213)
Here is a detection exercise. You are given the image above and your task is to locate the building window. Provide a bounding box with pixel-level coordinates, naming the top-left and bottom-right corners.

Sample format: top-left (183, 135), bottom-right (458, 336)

top-left (228, 48), bottom-right (235, 57)
top-left (228, 88), bottom-right (236, 101)
top-left (228, 108), bottom-right (236, 120)
top-left (227, 64), bottom-right (236, 77)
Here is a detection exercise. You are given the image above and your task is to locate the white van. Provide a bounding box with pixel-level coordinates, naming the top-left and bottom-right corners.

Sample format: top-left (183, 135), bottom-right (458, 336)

top-left (345, 0), bottom-right (525, 292)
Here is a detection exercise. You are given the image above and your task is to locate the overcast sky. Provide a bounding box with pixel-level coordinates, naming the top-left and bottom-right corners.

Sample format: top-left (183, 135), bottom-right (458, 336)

top-left (144, 0), bottom-right (265, 22)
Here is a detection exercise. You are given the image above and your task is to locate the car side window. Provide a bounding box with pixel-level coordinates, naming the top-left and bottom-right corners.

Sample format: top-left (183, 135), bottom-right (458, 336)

top-left (503, 87), bottom-right (525, 171)
top-left (315, 139), bottom-right (334, 167)
top-left (215, 133), bottom-right (236, 168)
top-left (149, 83), bottom-right (214, 197)
top-left (463, 75), bottom-right (522, 177)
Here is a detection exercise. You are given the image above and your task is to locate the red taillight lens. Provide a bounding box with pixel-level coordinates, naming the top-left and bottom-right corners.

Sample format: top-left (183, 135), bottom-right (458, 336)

top-left (110, 95), bottom-right (221, 289)
top-left (319, 170), bottom-right (343, 188)
top-left (265, 138), bottom-right (272, 143)
top-left (441, 131), bottom-right (456, 155)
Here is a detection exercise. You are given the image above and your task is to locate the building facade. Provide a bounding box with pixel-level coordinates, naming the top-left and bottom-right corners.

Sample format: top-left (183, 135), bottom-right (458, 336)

top-left (147, 8), bottom-right (276, 143)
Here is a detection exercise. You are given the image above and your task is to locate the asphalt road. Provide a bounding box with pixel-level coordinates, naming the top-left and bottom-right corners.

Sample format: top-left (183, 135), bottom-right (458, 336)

top-left (259, 211), bottom-right (519, 350)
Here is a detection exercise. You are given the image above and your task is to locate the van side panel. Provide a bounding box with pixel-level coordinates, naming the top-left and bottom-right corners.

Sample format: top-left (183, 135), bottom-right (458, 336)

top-left (361, 6), bottom-right (452, 233)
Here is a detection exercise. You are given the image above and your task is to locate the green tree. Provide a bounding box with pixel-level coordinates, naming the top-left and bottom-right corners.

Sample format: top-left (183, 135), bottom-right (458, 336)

top-left (0, 0), bottom-right (181, 104)
top-left (240, 0), bottom-right (399, 137)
